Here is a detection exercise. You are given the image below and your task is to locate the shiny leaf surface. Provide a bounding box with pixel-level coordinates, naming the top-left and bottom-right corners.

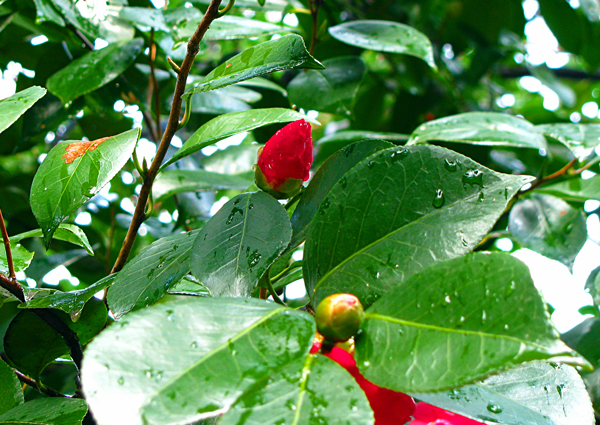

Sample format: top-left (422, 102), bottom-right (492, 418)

top-left (535, 175), bottom-right (600, 202)
top-left (0, 398), bottom-right (87, 425)
top-left (47, 38), bottom-right (143, 104)
top-left (190, 192), bottom-right (291, 297)
top-left (536, 123), bottom-right (600, 158)
top-left (108, 230), bottom-right (200, 319)
top-left (409, 112), bottom-right (547, 149)
top-left (0, 86), bottom-right (46, 135)
top-left (182, 35), bottom-right (323, 100)
top-left (304, 145), bottom-right (533, 308)
top-left (81, 297), bottom-right (314, 425)
top-left (10, 224), bottom-right (93, 255)
top-left (30, 128), bottom-right (140, 247)
top-left (0, 243), bottom-right (34, 276)
top-left (176, 15), bottom-right (286, 41)
top-left (356, 253), bottom-right (586, 393)
top-left (328, 20), bottom-right (436, 69)
top-left (414, 363), bottom-right (593, 425)
top-left (219, 354), bottom-right (374, 425)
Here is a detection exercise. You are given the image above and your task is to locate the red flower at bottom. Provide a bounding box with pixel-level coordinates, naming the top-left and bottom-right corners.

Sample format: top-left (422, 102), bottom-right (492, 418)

top-left (311, 342), bottom-right (485, 425)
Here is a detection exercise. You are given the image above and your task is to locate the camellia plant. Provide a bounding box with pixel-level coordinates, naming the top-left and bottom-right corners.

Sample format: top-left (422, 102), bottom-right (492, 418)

top-left (1, 0), bottom-right (600, 424)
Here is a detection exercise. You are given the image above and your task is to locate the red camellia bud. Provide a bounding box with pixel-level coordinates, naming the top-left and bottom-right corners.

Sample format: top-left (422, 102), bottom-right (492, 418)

top-left (254, 119), bottom-right (313, 199)
top-left (315, 293), bottom-right (364, 342)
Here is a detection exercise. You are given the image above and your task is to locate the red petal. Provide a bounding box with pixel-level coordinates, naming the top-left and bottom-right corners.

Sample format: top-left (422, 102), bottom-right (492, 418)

top-left (411, 402), bottom-right (486, 425)
top-left (257, 119), bottom-right (313, 190)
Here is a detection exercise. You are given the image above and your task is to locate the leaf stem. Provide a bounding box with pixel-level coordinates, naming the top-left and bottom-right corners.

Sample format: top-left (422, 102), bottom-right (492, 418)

top-left (524, 157), bottom-right (578, 193)
top-left (270, 260), bottom-right (303, 283)
top-left (308, 0), bottom-right (322, 55)
top-left (262, 271), bottom-right (285, 305)
top-left (13, 369), bottom-right (68, 398)
top-left (148, 29), bottom-right (162, 141)
top-left (216, 0), bottom-right (235, 18)
top-left (110, 0), bottom-right (225, 275)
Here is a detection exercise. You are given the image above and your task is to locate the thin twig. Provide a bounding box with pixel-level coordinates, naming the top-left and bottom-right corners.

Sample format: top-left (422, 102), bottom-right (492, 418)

top-left (110, 0), bottom-right (224, 275)
top-left (308, 0), bottom-right (321, 55)
top-left (0, 208), bottom-right (16, 280)
top-left (525, 158), bottom-right (578, 193)
top-left (14, 369), bottom-right (68, 398)
top-left (65, 23), bottom-right (94, 50)
top-left (148, 29), bottom-right (162, 141)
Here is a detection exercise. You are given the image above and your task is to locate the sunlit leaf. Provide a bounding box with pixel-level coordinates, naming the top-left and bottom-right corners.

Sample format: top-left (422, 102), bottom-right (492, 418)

top-left (153, 170), bottom-right (254, 202)
top-left (0, 86), bottom-right (46, 135)
top-left (10, 223), bottom-right (93, 255)
top-left (0, 398), bottom-right (87, 425)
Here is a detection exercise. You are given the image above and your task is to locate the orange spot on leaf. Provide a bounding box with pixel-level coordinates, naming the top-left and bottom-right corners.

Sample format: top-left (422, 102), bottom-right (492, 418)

top-left (62, 137), bottom-right (110, 164)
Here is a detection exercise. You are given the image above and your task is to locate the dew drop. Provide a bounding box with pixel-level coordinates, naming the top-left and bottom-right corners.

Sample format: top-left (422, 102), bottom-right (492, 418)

top-left (433, 189), bottom-right (445, 208)
top-left (444, 159), bottom-right (459, 172)
top-left (117, 376), bottom-right (124, 385)
top-left (487, 403), bottom-right (502, 414)
top-left (390, 148), bottom-right (409, 161)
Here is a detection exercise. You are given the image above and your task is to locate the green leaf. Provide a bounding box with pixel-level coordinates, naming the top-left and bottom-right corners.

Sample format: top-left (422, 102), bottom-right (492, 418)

top-left (19, 274), bottom-right (115, 321)
top-left (304, 145), bottom-right (533, 308)
top-left (4, 299), bottom-right (106, 379)
top-left (508, 193), bottom-right (587, 269)
top-left (47, 38), bottom-right (143, 104)
top-left (190, 192), bottom-right (292, 297)
top-left (585, 266), bottom-right (600, 315)
top-left (237, 77), bottom-right (288, 97)
top-left (162, 108), bottom-right (317, 169)
top-left (535, 175), bottom-right (600, 202)
top-left (287, 56), bottom-right (366, 117)
top-left (0, 358), bottom-right (22, 416)
top-left (10, 223), bottom-right (93, 255)
top-left (328, 20), bottom-right (436, 69)
top-left (201, 143), bottom-right (261, 174)
top-left (119, 7), bottom-right (169, 31)
top-left (408, 112), bottom-right (547, 149)
top-left (0, 86), bottom-right (46, 135)
top-left (152, 170), bottom-right (255, 202)
top-left (314, 130), bottom-right (409, 165)
top-left (219, 354), bottom-right (374, 425)
top-left (290, 140), bottom-right (394, 251)
top-left (535, 123), bottom-right (600, 158)
top-left (356, 253), bottom-right (587, 393)
top-left (413, 363), bottom-right (593, 425)
top-left (0, 243), bottom-right (33, 276)
top-left (32, 0), bottom-right (65, 26)
top-left (182, 35), bottom-right (323, 100)
top-left (0, 398), bottom-right (87, 425)
top-left (176, 15), bottom-right (286, 41)
top-left (30, 128), bottom-right (141, 247)
top-left (107, 230), bottom-right (200, 320)
top-left (81, 297), bottom-right (314, 425)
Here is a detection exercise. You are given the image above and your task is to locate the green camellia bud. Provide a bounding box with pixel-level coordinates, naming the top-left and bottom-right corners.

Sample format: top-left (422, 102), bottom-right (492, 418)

top-left (315, 293), bottom-right (365, 342)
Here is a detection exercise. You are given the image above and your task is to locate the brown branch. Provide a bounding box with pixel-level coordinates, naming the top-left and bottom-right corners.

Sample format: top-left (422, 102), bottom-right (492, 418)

top-left (14, 369), bottom-right (68, 398)
top-left (526, 157), bottom-right (578, 192)
top-left (308, 0), bottom-right (322, 55)
top-left (110, 0), bottom-right (224, 274)
top-left (0, 209), bottom-right (16, 281)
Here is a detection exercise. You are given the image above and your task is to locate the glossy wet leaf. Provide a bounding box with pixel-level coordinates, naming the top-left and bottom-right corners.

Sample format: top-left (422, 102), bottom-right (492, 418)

top-left (182, 35), bottom-right (323, 100)
top-left (508, 193), bottom-right (587, 269)
top-left (304, 145), bottom-right (533, 308)
top-left (328, 20), bottom-right (436, 69)
top-left (356, 253), bottom-right (586, 393)
top-left (288, 56), bottom-right (366, 117)
top-left (535, 175), bottom-right (600, 202)
top-left (585, 266), bottom-right (600, 314)
top-left (314, 130), bottom-right (408, 165)
top-left (10, 223), bottom-right (93, 255)
top-left (219, 354), bottom-right (373, 425)
top-left (290, 140), bottom-right (394, 251)
top-left (176, 15), bottom-right (285, 41)
top-left (201, 144), bottom-right (261, 174)
top-left (414, 363), bottom-right (593, 425)
top-left (162, 107), bottom-right (317, 169)
top-left (19, 274), bottom-right (115, 321)
top-left (108, 230), bottom-right (200, 320)
top-left (0, 243), bottom-right (33, 276)
top-left (237, 77), bottom-right (287, 97)
top-left (30, 128), bottom-right (140, 247)
top-left (190, 192), bottom-right (292, 297)
top-left (4, 299), bottom-right (106, 379)
top-left (0, 86), bottom-right (46, 135)
top-left (0, 358), bottom-right (22, 416)
top-left (0, 398), bottom-right (87, 425)
top-left (152, 170), bottom-right (254, 202)
top-left (81, 297), bottom-right (314, 425)
top-left (47, 38), bottom-right (143, 104)
top-left (535, 123), bottom-right (600, 158)
top-left (409, 112), bottom-right (547, 149)
top-left (118, 7), bottom-right (169, 31)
